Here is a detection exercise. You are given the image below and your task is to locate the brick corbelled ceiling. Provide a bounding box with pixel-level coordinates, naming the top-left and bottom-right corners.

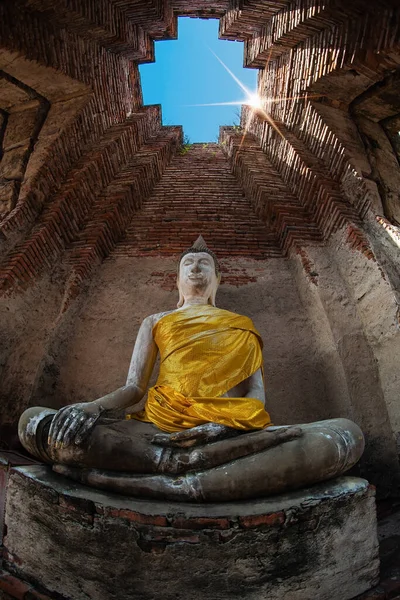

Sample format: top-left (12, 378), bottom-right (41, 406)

top-left (113, 143), bottom-right (281, 259)
top-left (0, 0), bottom-right (399, 302)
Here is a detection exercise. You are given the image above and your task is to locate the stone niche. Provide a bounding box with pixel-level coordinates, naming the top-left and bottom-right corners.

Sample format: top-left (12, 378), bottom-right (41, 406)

top-left (2, 467), bottom-right (379, 600)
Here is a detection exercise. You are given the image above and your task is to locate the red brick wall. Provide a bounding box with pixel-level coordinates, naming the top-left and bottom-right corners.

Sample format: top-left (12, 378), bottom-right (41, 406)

top-left (113, 143), bottom-right (281, 262)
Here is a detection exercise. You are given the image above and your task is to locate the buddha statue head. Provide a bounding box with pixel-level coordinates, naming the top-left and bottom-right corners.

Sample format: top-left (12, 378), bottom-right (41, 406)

top-left (177, 236), bottom-right (221, 308)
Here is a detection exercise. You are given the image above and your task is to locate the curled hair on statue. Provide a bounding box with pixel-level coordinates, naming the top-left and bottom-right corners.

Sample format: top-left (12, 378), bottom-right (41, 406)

top-left (177, 235), bottom-right (221, 308)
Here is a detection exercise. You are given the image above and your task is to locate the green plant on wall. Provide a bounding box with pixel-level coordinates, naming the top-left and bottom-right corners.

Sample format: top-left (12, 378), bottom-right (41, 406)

top-left (231, 108), bottom-right (242, 133)
top-left (179, 133), bottom-right (192, 155)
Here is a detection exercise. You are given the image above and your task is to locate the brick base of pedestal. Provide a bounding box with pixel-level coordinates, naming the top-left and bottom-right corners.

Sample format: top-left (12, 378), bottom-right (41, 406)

top-left (2, 466), bottom-right (379, 600)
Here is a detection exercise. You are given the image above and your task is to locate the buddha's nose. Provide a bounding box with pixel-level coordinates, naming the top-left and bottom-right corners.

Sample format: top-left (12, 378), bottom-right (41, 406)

top-left (192, 262), bottom-right (201, 273)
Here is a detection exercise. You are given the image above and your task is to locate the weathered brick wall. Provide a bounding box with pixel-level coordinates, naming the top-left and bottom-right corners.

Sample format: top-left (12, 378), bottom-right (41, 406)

top-left (239, 116), bottom-right (373, 251)
top-left (63, 127), bottom-right (182, 310)
top-left (291, 229), bottom-right (400, 490)
top-left (0, 2), bottom-right (144, 255)
top-left (220, 0), bottom-right (290, 41)
top-left (1, 0), bottom-right (398, 295)
top-left (113, 143), bottom-right (281, 265)
top-left (220, 127), bottom-right (323, 254)
top-left (238, 0), bottom-right (400, 374)
top-left (241, 0), bottom-right (400, 229)
top-left (0, 108), bottom-right (163, 291)
top-left (173, 1), bottom-right (229, 18)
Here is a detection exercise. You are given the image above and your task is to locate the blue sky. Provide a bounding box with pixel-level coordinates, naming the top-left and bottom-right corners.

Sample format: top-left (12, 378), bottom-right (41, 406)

top-left (139, 18), bottom-right (257, 143)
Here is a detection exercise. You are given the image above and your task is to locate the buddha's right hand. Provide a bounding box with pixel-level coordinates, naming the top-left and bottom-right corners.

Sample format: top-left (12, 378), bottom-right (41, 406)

top-left (48, 402), bottom-right (104, 449)
top-left (151, 423), bottom-right (240, 448)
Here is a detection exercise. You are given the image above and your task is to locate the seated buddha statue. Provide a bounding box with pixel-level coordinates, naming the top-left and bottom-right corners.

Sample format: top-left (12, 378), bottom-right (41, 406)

top-left (18, 237), bottom-right (364, 502)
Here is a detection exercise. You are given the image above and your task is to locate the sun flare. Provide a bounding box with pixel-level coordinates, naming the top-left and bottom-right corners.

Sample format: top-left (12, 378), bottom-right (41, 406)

top-left (245, 93), bottom-right (263, 110)
top-left (183, 48), bottom-right (286, 144)
top-left (184, 49), bottom-right (322, 147)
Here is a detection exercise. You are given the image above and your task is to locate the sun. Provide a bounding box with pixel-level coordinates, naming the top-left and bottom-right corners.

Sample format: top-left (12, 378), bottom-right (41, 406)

top-left (245, 93), bottom-right (263, 110)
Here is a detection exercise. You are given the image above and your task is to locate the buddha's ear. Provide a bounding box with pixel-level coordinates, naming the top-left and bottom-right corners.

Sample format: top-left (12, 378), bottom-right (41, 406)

top-left (177, 278), bottom-right (184, 308)
top-left (209, 274), bottom-right (221, 307)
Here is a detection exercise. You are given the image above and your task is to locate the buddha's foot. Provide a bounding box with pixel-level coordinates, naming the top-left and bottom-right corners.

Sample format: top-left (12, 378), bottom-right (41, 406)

top-left (155, 425), bottom-right (303, 474)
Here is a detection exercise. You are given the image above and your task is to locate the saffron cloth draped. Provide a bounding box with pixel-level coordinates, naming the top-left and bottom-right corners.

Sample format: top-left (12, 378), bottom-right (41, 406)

top-left (127, 305), bottom-right (271, 432)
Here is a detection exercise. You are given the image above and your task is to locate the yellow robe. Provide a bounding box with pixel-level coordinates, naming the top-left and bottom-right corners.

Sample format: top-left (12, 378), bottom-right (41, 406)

top-left (128, 305), bottom-right (271, 433)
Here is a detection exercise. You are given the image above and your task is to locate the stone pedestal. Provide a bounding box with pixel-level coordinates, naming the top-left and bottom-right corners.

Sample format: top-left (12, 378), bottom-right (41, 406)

top-left (2, 466), bottom-right (379, 600)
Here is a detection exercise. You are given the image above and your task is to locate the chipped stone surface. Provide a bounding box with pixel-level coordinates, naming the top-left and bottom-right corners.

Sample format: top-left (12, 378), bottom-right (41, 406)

top-left (3, 467), bottom-right (379, 600)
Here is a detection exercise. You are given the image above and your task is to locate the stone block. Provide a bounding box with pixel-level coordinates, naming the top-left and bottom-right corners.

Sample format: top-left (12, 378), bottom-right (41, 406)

top-left (0, 180), bottom-right (18, 215)
top-left (0, 78), bottom-right (30, 111)
top-left (0, 145), bottom-right (30, 180)
top-left (3, 466), bottom-right (379, 600)
top-left (3, 104), bottom-right (40, 151)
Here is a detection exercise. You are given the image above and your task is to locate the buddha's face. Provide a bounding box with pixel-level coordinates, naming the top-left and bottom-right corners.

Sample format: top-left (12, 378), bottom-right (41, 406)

top-left (178, 252), bottom-right (219, 303)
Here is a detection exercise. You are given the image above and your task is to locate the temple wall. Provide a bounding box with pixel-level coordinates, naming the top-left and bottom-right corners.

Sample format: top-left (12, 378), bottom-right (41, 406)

top-left (327, 230), bottom-right (400, 443)
top-left (0, 269), bottom-right (66, 427)
top-left (355, 116), bottom-right (400, 225)
top-left (0, 1), bottom-right (144, 249)
top-left (292, 233), bottom-right (400, 488)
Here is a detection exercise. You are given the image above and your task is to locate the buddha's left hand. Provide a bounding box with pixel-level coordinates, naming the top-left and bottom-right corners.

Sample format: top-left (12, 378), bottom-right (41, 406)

top-left (151, 423), bottom-right (240, 448)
